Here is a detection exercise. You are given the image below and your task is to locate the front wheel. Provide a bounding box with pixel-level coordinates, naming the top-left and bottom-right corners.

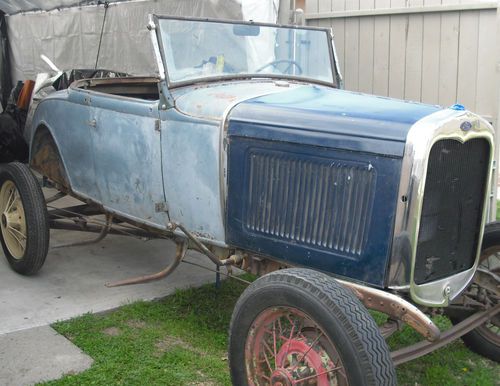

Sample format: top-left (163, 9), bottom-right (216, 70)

top-left (0, 162), bottom-right (49, 275)
top-left (229, 268), bottom-right (396, 386)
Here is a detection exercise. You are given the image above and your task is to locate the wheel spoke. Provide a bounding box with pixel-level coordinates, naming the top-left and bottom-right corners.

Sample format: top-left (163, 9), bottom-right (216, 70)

top-left (289, 331), bottom-right (324, 372)
top-left (278, 318), bottom-right (283, 340)
top-left (8, 225), bottom-right (26, 241)
top-left (1, 187), bottom-right (11, 213)
top-left (262, 346), bottom-right (274, 374)
top-left (292, 365), bottom-right (343, 384)
top-left (284, 322), bottom-right (296, 362)
top-left (272, 320), bottom-right (277, 366)
top-left (7, 227), bottom-right (25, 249)
top-left (5, 188), bottom-right (17, 213)
top-left (262, 339), bottom-right (275, 360)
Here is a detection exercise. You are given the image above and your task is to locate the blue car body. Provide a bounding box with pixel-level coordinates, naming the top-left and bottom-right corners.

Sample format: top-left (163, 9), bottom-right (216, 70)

top-left (27, 16), bottom-right (494, 308)
top-left (226, 86), bottom-right (440, 286)
top-left (29, 79), bottom-right (438, 288)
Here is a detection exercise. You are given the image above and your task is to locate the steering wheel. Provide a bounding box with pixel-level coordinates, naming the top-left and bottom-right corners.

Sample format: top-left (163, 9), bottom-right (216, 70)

top-left (255, 59), bottom-right (303, 75)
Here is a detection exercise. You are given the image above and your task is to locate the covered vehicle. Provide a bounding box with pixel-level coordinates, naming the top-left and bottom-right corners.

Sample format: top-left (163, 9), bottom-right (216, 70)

top-left (1, 15), bottom-right (499, 385)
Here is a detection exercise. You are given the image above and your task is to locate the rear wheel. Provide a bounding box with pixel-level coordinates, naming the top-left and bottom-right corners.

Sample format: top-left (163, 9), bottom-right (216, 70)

top-left (0, 162), bottom-right (49, 275)
top-left (229, 268), bottom-right (396, 386)
top-left (448, 222), bottom-right (500, 362)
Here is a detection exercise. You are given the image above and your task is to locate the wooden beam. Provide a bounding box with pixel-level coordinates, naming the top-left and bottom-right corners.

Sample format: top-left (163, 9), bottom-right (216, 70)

top-left (305, 3), bottom-right (497, 20)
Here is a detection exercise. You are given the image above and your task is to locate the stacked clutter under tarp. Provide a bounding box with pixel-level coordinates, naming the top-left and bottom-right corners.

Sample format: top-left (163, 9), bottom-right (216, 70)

top-left (0, 67), bottom-right (129, 163)
top-left (0, 80), bottom-right (32, 162)
top-left (0, 0), bottom-right (281, 162)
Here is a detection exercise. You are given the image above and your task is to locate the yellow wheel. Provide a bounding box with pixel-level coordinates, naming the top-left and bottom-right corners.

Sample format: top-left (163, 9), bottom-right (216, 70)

top-left (0, 180), bottom-right (27, 259)
top-left (0, 162), bottom-right (49, 275)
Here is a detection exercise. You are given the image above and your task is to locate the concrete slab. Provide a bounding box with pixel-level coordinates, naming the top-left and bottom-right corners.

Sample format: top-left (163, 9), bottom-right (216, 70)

top-left (0, 194), bottom-right (217, 334)
top-left (0, 325), bottom-right (93, 386)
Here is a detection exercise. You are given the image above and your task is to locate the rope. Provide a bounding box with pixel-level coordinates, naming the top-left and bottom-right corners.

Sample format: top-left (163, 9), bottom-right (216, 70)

top-left (94, 1), bottom-right (109, 70)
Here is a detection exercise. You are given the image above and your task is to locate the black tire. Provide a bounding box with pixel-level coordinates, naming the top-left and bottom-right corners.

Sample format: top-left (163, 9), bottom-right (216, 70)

top-left (229, 268), bottom-right (397, 386)
top-left (449, 221), bottom-right (500, 362)
top-left (0, 162), bottom-right (49, 275)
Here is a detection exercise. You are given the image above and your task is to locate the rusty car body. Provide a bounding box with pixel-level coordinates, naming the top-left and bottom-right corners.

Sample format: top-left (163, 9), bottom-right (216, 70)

top-left (0, 15), bottom-right (498, 385)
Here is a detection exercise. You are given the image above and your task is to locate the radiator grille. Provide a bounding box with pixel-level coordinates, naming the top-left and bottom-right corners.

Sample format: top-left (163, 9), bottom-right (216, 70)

top-left (244, 151), bottom-right (376, 256)
top-left (414, 138), bottom-right (490, 284)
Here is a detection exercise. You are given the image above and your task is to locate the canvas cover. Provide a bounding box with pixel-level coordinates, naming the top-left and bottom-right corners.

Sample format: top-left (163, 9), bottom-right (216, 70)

top-left (0, 1), bottom-right (123, 15)
top-left (6, 0), bottom-right (246, 81)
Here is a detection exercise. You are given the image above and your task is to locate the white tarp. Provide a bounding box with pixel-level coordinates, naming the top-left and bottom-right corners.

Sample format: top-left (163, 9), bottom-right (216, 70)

top-left (6, 0), bottom-right (281, 82)
top-left (0, 0), bottom-right (123, 15)
top-left (239, 0), bottom-right (279, 71)
top-left (6, 0), bottom-right (244, 81)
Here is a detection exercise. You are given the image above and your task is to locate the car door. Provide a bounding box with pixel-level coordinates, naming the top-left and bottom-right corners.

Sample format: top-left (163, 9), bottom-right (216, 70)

top-left (88, 91), bottom-right (167, 228)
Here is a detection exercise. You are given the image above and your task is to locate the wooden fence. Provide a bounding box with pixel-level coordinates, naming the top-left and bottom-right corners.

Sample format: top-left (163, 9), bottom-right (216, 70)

top-left (305, 1), bottom-right (499, 126)
top-left (304, 0), bottom-right (500, 214)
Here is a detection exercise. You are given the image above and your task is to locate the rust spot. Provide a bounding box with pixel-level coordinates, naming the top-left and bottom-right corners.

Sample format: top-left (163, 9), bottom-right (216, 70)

top-left (242, 256), bottom-right (288, 276)
top-left (210, 92), bottom-right (238, 102)
top-left (30, 127), bottom-right (69, 189)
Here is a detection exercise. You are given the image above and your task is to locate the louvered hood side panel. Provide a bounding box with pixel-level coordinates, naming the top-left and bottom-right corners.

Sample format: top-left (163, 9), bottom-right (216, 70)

top-left (245, 149), bottom-right (375, 256)
top-left (226, 132), bottom-right (403, 287)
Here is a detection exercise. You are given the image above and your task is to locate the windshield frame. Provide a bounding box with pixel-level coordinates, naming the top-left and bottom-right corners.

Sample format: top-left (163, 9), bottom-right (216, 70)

top-left (152, 15), bottom-right (340, 89)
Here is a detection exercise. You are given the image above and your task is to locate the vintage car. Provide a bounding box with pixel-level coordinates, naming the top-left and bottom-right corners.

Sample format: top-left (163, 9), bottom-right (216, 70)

top-left (0, 15), bottom-right (498, 385)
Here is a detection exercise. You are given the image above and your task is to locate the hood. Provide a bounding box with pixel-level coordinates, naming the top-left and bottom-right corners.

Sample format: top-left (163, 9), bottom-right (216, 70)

top-left (227, 85), bottom-right (441, 157)
top-left (172, 81), bottom-right (302, 121)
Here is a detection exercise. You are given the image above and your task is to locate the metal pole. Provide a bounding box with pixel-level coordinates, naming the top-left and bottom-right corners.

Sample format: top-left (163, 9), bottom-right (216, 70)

top-left (493, 0), bottom-right (500, 221)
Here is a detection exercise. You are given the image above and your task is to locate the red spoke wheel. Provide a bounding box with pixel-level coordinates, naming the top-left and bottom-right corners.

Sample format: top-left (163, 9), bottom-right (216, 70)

top-left (246, 307), bottom-right (347, 386)
top-left (229, 269), bottom-right (396, 386)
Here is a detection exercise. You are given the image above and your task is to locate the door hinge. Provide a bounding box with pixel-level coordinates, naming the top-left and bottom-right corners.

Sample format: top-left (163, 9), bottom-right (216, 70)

top-left (155, 202), bottom-right (169, 213)
top-left (154, 119), bottom-right (161, 132)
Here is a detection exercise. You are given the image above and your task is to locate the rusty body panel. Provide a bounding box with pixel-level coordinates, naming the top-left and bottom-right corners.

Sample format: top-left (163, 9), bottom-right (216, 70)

top-left (28, 75), bottom-right (299, 245)
top-left (172, 80), bottom-right (300, 121)
top-left (30, 126), bottom-right (69, 189)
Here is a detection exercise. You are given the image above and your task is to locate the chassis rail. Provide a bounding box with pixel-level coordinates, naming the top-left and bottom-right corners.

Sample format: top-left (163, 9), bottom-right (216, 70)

top-left (46, 198), bottom-right (499, 365)
top-left (392, 303), bottom-right (500, 365)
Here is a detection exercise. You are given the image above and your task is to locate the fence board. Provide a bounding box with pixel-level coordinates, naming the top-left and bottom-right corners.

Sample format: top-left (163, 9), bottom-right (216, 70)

top-left (372, 0), bottom-right (391, 96)
top-left (476, 9), bottom-right (497, 122)
top-left (358, 0), bottom-right (375, 93)
top-left (344, 0), bottom-right (360, 90)
top-left (456, 10), bottom-right (479, 110)
top-left (421, 15), bottom-right (441, 103)
top-left (330, 1), bottom-right (346, 78)
top-left (306, 0), bottom-right (320, 26)
top-left (438, 11), bottom-right (460, 106)
top-left (404, 13), bottom-right (423, 101)
top-left (388, 14), bottom-right (407, 99)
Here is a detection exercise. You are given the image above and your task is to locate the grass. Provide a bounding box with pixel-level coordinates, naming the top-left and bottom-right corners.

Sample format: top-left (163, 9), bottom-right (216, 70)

top-left (42, 275), bottom-right (499, 386)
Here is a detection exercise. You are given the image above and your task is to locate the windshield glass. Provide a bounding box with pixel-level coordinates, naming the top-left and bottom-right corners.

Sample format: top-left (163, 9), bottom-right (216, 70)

top-left (157, 18), bottom-right (335, 86)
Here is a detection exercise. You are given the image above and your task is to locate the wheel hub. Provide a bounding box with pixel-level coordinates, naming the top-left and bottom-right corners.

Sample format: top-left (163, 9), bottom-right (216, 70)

top-left (270, 369), bottom-right (294, 386)
top-left (274, 338), bottom-right (333, 385)
top-left (246, 307), bottom-right (346, 386)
